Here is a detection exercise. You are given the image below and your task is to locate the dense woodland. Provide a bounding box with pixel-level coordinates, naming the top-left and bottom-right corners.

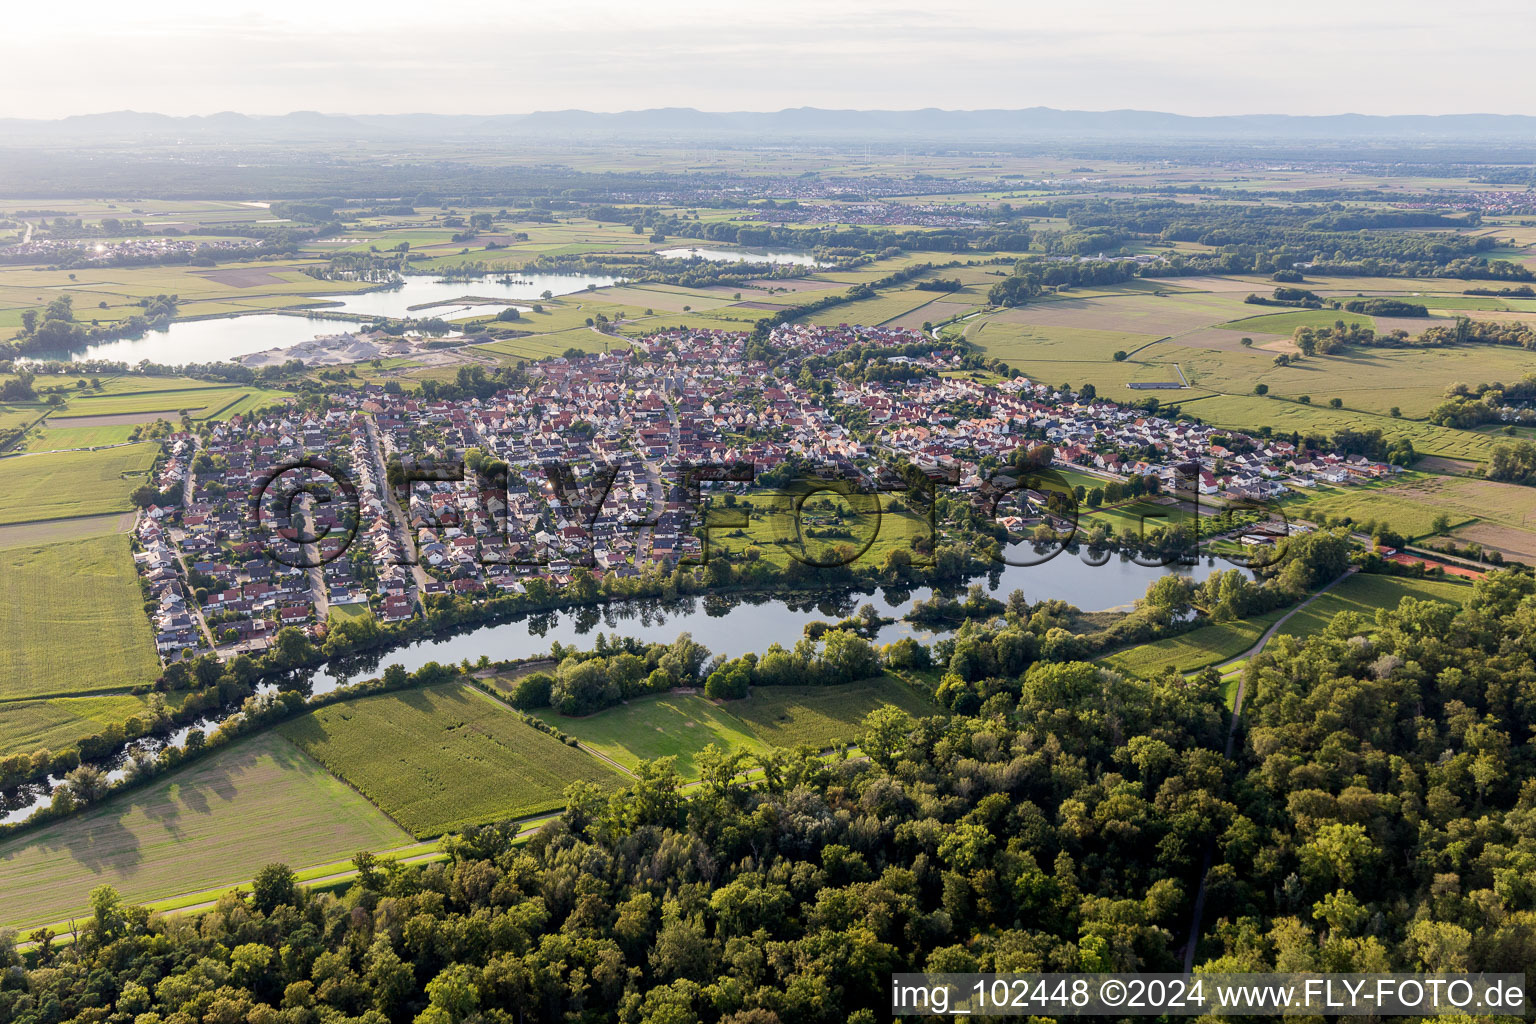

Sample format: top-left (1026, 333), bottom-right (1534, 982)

top-left (4, 567), bottom-right (1533, 1024)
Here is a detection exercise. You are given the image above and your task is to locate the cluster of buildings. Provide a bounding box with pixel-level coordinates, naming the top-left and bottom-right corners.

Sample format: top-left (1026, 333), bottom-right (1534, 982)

top-left (740, 201), bottom-right (989, 229)
top-left (128, 323), bottom-right (1400, 662)
top-left (0, 236), bottom-right (265, 266)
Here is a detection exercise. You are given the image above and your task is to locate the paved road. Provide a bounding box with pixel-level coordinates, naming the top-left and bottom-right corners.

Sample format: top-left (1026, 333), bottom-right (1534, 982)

top-left (181, 434), bottom-right (198, 507)
top-left (363, 416), bottom-right (430, 596)
top-left (297, 495), bottom-right (329, 623)
top-left (634, 395), bottom-right (679, 562)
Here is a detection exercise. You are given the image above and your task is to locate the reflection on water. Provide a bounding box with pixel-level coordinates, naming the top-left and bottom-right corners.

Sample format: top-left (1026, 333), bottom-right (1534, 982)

top-left (0, 549), bottom-right (1233, 826)
top-left (311, 548), bottom-right (1227, 688)
top-left (654, 246), bottom-right (825, 267)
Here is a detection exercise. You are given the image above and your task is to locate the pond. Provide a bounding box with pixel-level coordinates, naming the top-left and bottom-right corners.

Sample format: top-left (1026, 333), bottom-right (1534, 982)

top-left (654, 246), bottom-right (825, 267)
top-left (33, 272), bottom-right (623, 366)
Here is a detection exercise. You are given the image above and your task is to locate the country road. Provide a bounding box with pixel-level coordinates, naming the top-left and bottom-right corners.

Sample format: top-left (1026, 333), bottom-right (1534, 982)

top-left (1179, 565), bottom-right (1358, 972)
top-left (1216, 565), bottom-right (1359, 721)
top-left (363, 415), bottom-right (430, 596)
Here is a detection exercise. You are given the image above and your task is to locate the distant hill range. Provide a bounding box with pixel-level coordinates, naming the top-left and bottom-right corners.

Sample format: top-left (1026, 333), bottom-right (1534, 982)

top-left (5, 107), bottom-right (1536, 144)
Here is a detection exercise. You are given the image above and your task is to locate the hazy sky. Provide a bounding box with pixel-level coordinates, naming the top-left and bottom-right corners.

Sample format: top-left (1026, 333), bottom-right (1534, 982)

top-left (5, 0), bottom-right (1529, 119)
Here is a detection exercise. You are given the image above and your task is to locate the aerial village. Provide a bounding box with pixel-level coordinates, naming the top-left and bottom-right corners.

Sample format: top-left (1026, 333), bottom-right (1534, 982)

top-left (132, 323), bottom-right (1400, 662)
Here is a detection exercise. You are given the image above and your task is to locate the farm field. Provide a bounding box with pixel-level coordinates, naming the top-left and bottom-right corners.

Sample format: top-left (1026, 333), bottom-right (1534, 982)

top-left (76, 375), bottom-right (223, 396)
top-left (0, 403), bottom-right (47, 434)
top-left (1272, 573), bottom-right (1472, 639)
top-left (968, 320), bottom-right (1162, 363)
top-left (1214, 309), bottom-right (1376, 334)
top-left (1383, 474), bottom-right (1536, 533)
top-left (724, 678), bottom-right (936, 749)
top-left (0, 733), bottom-right (410, 931)
top-left (1082, 498), bottom-right (1195, 537)
top-left (0, 443), bottom-right (157, 524)
top-left (0, 534), bottom-right (162, 699)
top-left (0, 693), bottom-right (176, 759)
top-left (60, 386), bottom-right (252, 418)
top-left (279, 683), bottom-right (625, 837)
top-left (1102, 608), bottom-right (1289, 677)
top-left (536, 675), bottom-right (935, 774)
top-left (21, 422), bottom-right (138, 452)
top-left (1177, 395), bottom-right (1499, 462)
top-left (957, 288), bottom-right (1519, 449)
top-left (536, 693), bottom-right (767, 775)
top-left (0, 510), bottom-right (130, 548)
top-left (1286, 473), bottom-right (1536, 544)
top-left (798, 286), bottom-right (950, 328)
top-left (984, 289), bottom-right (1255, 337)
top-left (0, 263), bottom-right (373, 347)
top-left (1449, 522), bottom-right (1536, 564)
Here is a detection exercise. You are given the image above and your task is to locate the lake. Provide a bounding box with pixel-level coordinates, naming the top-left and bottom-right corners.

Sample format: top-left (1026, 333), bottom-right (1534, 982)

top-left (316, 272), bottom-right (623, 319)
top-left (654, 246), bottom-right (825, 267)
top-left (34, 272), bottom-right (623, 365)
top-left (309, 548), bottom-right (1230, 688)
top-left (0, 548), bottom-right (1236, 825)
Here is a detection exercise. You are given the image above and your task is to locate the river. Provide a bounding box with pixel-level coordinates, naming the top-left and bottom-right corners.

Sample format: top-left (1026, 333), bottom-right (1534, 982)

top-left (0, 547), bottom-right (1236, 825)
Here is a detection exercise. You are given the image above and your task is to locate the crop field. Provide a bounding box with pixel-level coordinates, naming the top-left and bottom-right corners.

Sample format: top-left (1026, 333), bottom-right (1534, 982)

top-left (207, 390), bottom-right (290, 419)
top-left (1449, 522), bottom-right (1536, 563)
top-left (968, 320), bottom-right (1162, 363)
top-left (0, 262), bottom-right (373, 345)
top-left (1087, 337), bottom-right (1519, 421)
top-left (725, 679), bottom-right (936, 749)
top-left (596, 284), bottom-right (739, 312)
top-left (0, 733), bottom-right (410, 931)
top-left (1082, 498), bottom-right (1194, 536)
top-left (279, 684), bottom-right (625, 836)
top-left (1176, 395), bottom-right (1499, 462)
top-left (1286, 472), bottom-right (1536, 542)
top-left (85, 375), bottom-right (222, 396)
top-left (537, 675), bottom-right (935, 774)
top-left (0, 444), bottom-right (157, 525)
top-left (1102, 608), bottom-right (1289, 677)
top-left (0, 404), bottom-right (47, 433)
top-left (0, 534), bottom-right (162, 699)
top-left (962, 288), bottom-right (1517, 443)
top-left (1284, 482), bottom-right (1462, 538)
top-left (1382, 474), bottom-right (1536, 532)
top-left (1214, 309), bottom-right (1376, 334)
top-left (799, 287), bottom-right (949, 328)
top-left (986, 290), bottom-right (1255, 336)
top-left (884, 299), bottom-right (978, 330)
top-left (21, 422), bottom-right (138, 452)
top-left (60, 386), bottom-right (251, 418)
top-left (0, 510), bottom-right (131, 548)
top-left (477, 328), bottom-right (615, 362)
top-left (0, 693), bottom-right (176, 759)
top-left (1273, 573), bottom-right (1472, 639)
top-left (536, 693), bottom-right (767, 775)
